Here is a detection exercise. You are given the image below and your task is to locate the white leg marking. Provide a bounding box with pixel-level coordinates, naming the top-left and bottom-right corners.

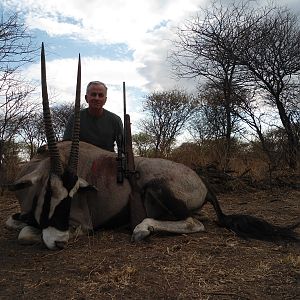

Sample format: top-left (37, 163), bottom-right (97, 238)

top-left (18, 226), bottom-right (42, 245)
top-left (5, 216), bottom-right (27, 230)
top-left (131, 217), bottom-right (205, 242)
top-left (42, 227), bottom-right (69, 250)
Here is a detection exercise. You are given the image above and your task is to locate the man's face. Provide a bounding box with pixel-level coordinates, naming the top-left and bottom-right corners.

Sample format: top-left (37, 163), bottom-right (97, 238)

top-left (85, 83), bottom-right (107, 116)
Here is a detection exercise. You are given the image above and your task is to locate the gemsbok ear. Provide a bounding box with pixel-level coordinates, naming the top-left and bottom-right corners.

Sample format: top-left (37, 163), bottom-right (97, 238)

top-left (9, 172), bottom-right (42, 191)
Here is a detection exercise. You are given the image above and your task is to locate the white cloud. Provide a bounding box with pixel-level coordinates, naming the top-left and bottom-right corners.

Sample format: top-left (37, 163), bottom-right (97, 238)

top-left (4, 0), bottom-right (202, 45)
top-left (2, 0), bottom-right (205, 126)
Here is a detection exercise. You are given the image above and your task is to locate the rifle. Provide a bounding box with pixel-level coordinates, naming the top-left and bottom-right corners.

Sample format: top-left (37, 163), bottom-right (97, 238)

top-left (116, 82), bottom-right (146, 231)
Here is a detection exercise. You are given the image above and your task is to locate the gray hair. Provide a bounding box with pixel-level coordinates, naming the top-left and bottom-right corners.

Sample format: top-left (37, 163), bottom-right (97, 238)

top-left (86, 81), bottom-right (108, 93)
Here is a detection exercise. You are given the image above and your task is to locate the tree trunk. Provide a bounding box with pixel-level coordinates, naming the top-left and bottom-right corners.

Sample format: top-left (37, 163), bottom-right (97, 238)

top-left (0, 140), bottom-right (4, 184)
top-left (275, 97), bottom-right (298, 169)
top-left (223, 80), bottom-right (233, 172)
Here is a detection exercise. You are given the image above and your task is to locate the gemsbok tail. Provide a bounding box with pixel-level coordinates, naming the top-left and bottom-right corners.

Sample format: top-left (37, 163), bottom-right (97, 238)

top-left (205, 189), bottom-right (299, 242)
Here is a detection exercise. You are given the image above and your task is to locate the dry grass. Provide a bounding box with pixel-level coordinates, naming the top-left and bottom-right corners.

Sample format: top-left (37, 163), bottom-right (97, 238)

top-left (0, 189), bottom-right (299, 299)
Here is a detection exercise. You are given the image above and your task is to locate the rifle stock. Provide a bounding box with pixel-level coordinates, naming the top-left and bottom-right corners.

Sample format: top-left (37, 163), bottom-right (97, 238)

top-left (122, 83), bottom-right (146, 231)
top-left (116, 133), bottom-right (124, 184)
top-left (124, 114), bottom-right (135, 172)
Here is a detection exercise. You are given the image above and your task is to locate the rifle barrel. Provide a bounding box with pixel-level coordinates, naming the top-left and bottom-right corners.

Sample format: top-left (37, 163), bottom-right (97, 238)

top-left (123, 82), bottom-right (127, 155)
top-left (123, 82), bottom-right (126, 117)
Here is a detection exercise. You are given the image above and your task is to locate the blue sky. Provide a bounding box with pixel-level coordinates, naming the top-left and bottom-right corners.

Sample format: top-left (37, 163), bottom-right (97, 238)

top-left (2, 0), bottom-right (300, 135)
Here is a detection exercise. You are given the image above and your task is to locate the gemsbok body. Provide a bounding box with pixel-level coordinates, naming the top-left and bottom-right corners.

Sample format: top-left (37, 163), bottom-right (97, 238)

top-left (5, 44), bottom-right (299, 250)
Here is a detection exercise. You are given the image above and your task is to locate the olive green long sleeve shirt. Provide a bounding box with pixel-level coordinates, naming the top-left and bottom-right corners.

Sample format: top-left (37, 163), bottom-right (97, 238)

top-left (63, 108), bottom-right (123, 152)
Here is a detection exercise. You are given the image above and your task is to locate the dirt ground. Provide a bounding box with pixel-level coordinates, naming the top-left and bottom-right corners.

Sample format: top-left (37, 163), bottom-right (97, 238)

top-left (0, 188), bottom-right (299, 300)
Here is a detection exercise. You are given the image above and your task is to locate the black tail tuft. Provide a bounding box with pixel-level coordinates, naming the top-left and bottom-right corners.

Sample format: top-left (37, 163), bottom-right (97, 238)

top-left (220, 214), bottom-right (299, 242)
top-left (205, 187), bottom-right (299, 243)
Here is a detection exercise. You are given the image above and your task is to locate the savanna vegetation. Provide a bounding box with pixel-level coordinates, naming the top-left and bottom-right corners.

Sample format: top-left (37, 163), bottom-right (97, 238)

top-left (0, 1), bottom-right (299, 190)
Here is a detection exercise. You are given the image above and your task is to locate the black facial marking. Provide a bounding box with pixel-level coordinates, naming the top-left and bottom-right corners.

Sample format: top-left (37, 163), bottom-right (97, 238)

top-left (38, 170), bottom-right (79, 231)
top-left (18, 195), bottom-right (40, 228)
top-left (48, 197), bottom-right (72, 231)
top-left (39, 179), bottom-right (52, 228)
top-left (23, 212), bottom-right (40, 228)
top-left (50, 170), bottom-right (78, 231)
top-left (12, 213), bottom-right (21, 221)
top-left (62, 170), bottom-right (78, 192)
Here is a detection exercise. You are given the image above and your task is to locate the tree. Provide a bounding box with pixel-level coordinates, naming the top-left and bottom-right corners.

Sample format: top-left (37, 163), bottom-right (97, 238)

top-left (189, 82), bottom-right (244, 170)
top-left (0, 12), bottom-right (35, 75)
top-left (169, 1), bottom-right (251, 168)
top-left (51, 103), bottom-right (78, 140)
top-left (0, 83), bottom-right (35, 168)
top-left (0, 139), bottom-right (22, 184)
top-left (227, 5), bottom-right (300, 168)
top-left (17, 102), bottom-right (80, 159)
top-left (234, 87), bottom-right (284, 177)
top-left (132, 132), bottom-right (156, 157)
top-left (190, 82), bottom-right (241, 141)
top-left (0, 11), bottom-right (36, 181)
top-left (18, 111), bottom-right (45, 159)
top-left (170, 1), bottom-right (300, 169)
top-left (141, 89), bottom-right (197, 157)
